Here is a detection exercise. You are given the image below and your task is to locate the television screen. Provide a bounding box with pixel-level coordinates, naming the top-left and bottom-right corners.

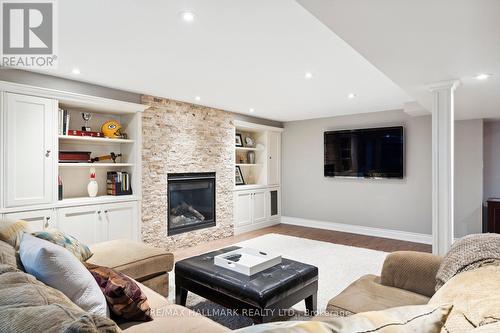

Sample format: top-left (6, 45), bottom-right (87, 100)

top-left (324, 126), bottom-right (404, 178)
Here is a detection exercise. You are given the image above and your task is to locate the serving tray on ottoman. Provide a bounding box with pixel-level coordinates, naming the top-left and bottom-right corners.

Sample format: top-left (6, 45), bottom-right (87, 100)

top-left (175, 246), bottom-right (318, 324)
top-left (214, 248), bottom-right (282, 276)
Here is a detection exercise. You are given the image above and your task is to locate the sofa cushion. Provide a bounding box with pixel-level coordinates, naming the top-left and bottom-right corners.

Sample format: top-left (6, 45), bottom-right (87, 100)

top-left (33, 229), bottom-right (93, 261)
top-left (0, 240), bottom-right (17, 267)
top-left (88, 239), bottom-right (174, 281)
top-left (240, 304), bottom-right (451, 333)
top-left (118, 281), bottom-right (229, 333)
top-left (325, 274), bottom-right (430, 315)
top-left (19, 234), bottom-right (108, 317)
top-left (381, 251), bottom-right (442, 297)
top-left (0, 219), bottom-right (31, 250)
top-left (85, 262), bottom-right (153, 322)
top-left (429, 264), bottom-right (500, 332)
top-left (0, 263), bottom-right (120, 333)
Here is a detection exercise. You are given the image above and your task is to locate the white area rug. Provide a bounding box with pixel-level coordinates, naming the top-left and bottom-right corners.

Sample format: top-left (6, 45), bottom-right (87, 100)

top-left (168, 234), bottom-right (388, 328)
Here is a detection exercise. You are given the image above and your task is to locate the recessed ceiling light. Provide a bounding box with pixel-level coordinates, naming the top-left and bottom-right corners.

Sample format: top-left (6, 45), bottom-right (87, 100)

top-left (348, 93), bottom-right (356, 99)
top-left (304, 72), bottom-right (313, 80)
top-left (181, 11), bottom-right (195, 22)
top-left (194, 96), bottom-right (201, 101)
top-left (71, 68), bottom-right (80, 75)
top-left (249, 108), bottom-right (255, 113)
top-left (474, 73), bottom-right (491, 80)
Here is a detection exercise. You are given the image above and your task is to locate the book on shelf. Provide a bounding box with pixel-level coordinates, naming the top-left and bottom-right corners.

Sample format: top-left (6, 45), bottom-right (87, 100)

top-left (59, 108), bottom-right (70, 135)
top-left (107, 171), bottom-right (132, 196)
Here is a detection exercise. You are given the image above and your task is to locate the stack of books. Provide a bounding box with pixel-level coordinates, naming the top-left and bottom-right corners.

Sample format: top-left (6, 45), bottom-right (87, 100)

top-left (107, 171), bottom-right (132, 196)
top-left (59, 108), bottom-right (70, 135)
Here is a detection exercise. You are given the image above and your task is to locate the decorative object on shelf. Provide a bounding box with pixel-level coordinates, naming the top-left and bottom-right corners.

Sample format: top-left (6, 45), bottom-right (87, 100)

top-left (244, 135), bottom-right (255, 147)
top-left (58, 176), bottom-right (63, 201)
top-left (87, 168), bottom-right (98, 197)
top-left (235, 166), bottom-right (245, 185)
top-left (247, 151), bottom-right (256, 164)
top-left (235, 133), bottom-right (243, 147)
top-left (59, 151), bottom-right (92, 163)
top-left (81, 112), bottom-right (92, 132)
top-left (67, 129), bottom-right (103, 137)
top-left (101, 120), bottom-right (127, 139)
top-left (107, 171), bottom-right (132, 196)
top-left (91, 152), bottom-right (122, 164)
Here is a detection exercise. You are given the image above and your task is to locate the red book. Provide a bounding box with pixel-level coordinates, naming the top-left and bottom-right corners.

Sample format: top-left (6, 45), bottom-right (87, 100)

top-left (67, 130), bottom-right (104, 137)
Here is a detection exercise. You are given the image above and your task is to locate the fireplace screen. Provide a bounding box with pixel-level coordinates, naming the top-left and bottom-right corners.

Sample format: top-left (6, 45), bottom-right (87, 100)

top-left (167, 173), bottom-right (216, 235)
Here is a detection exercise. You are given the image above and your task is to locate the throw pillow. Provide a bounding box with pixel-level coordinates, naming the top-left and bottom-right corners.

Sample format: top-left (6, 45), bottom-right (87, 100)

top-left (0, 219), bottom-right (31, 250)
top-left (32, 229), bottom-right (93, 261)
top-left (0, 263), bottom-right (119, 333)
top-left (234, 304), bottom-right (452, 333)
top-left (19, 234), bottom-right (108, 317)
top-left (84, 262), bottom-right (153, 322)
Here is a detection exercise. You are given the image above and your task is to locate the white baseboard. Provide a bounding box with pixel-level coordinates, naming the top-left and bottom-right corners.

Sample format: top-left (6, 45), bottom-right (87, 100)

top-left (281, 216), bottom-right (432, 245)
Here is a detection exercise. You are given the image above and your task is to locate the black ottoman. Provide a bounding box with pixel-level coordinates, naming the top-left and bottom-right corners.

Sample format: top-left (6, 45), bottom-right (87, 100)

top-left (175, 246), bottom-right (318, 323)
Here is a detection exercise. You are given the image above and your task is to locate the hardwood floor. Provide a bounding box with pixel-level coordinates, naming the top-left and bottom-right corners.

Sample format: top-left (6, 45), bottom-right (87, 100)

top-left (173, 224), bottom-right (431, 261)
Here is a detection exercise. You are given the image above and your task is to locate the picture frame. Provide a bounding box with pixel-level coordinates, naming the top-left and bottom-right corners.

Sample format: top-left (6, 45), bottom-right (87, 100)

top-left (235, 166), bottom-right (245, 185)
top-left (235, 133), bottom-right (243, 147)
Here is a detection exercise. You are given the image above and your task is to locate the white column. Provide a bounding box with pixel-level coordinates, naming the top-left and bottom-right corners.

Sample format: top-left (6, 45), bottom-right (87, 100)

top-left (428, 80), bottom-right (460, 255)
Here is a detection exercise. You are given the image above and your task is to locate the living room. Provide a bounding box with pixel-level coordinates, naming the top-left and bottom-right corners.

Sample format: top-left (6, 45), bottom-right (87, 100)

top-left (0, 1), bottom-right (499, 332)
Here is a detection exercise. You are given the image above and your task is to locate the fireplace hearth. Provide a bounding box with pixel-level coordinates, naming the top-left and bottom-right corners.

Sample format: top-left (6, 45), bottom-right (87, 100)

top-left (167, 173), bottom-right (216, 235)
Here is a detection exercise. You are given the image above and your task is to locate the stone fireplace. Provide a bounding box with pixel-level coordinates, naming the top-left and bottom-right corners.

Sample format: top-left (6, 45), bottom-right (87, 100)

top-left (167, 172), bottom-right (216, 235)
top-left (141, 95), bottom-right (234, 251)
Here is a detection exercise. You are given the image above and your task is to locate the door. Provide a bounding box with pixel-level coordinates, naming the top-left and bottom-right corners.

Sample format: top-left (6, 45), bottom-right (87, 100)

top-left (57, 205), bottom-right (101, 245)
top-left (4, 93), bottom-right (56, 207)
top-left (103, 202), bottom-right (136, 241)
top-left (4, 209), bottom-right (56, 232)
top-left (234, 191), bottom-right (252, 227)
top-left (267, 131), bottom-right (281, 185)
top-left (252, 190), bottom-right (267, 224)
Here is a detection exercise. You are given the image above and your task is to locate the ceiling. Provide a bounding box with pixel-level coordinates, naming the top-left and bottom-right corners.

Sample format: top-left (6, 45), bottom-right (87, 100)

top-left (297, 0), bottom-right (500, 120)
top-left (33, 0), bottom-right (412, 122)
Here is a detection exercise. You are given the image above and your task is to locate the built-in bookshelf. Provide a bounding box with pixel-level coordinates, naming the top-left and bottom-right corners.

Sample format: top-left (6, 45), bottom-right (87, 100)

top-left (235, 124), bottom-right (268, 186)
top-left (57, 103), bottom-right (142, 201)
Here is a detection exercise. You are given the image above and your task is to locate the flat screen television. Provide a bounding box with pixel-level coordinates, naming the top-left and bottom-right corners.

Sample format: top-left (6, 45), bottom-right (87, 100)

top-left (324, 126), bottom-right (404, 179)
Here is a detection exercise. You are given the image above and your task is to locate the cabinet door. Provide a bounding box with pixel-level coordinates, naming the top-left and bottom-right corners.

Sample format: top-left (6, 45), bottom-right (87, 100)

top-left (4, 93), bottom-right (56, 207)
top-left (4, 209), bottom-right (55, 232)
top-left (103, 202), bottom-right (136, 241)
top-left (267, 131), bottom-right (281, 185)
top-left (252, 190), bottom-right (267, 224)
top-left (234, 191), bottom-right (252, 227)
top-left (57, 205), bottom-right (101, 245)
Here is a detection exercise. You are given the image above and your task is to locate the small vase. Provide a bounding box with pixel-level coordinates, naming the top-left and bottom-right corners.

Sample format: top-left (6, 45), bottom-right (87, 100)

top-left (87, 168), bottom-right (98, 197)
top-left (247, 151), bottom-right (256, 164)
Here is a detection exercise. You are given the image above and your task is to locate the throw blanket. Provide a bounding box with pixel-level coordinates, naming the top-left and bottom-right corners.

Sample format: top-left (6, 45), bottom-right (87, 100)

top-left (436, 233), bottom-right (500, 290)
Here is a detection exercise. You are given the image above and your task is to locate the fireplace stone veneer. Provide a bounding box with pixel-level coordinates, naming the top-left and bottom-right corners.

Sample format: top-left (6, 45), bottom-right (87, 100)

top-left (141, 95), bottom-right (234, 250)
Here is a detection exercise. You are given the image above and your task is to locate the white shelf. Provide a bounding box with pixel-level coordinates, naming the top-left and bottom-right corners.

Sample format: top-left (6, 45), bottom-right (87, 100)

top-left (59, 163), bottom-right (133, 168)
top-left (57, 195), bottom-right (139, 207)
top-left (236, 163), bottom-right (262, 167)
top-left (235, 146), bottom-right (263, 151)
top-left (59, 135), bottom-right (134, 144)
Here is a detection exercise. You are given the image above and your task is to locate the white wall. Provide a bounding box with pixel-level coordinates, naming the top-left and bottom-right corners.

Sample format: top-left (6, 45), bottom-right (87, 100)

top-left (484, 121), bottom-right (500, 200)
top-left (282, 110), bottom-right (483, 238)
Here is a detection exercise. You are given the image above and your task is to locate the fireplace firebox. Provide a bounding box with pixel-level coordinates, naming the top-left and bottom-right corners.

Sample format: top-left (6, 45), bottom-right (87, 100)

top-left (167, 173), bottom-right (216, 236)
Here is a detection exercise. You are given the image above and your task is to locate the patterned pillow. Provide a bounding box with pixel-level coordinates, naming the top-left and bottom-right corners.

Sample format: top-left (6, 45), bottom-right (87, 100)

top-left (84, 262), bottom-right (153, 322)
top-left (32, 230), bottom-right (93, 262)
top-left (0, 219), bottom-right (31, 250)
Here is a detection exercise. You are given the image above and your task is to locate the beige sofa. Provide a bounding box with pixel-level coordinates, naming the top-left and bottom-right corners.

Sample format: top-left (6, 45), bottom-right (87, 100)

top-left (317, 250), bottom-right (500, 332)
top-left (0, 239), bottom-right (229, 333)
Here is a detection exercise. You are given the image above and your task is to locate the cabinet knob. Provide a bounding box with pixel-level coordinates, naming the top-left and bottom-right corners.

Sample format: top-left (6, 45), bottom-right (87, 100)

top-left (104, 210), bottom-right (108, 214)
top-left (97, 210), bottom-right (101, 214)
top-left (45, 150), bottom-right (51, 157)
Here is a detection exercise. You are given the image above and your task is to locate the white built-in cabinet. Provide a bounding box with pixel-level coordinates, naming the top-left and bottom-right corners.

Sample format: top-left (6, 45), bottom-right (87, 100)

top-left (0, 81), bottom-right (146, 243)
top-left (233, 120), bottom-right (283, 234)
top-left (4, 93), bottom-right (57, 207)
